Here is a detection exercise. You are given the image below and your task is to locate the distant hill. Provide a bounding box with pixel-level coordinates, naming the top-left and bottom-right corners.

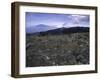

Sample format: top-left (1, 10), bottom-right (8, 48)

top-left (26, 24), bottom-right (57, 33)
top-left (27, 27), bottom-right (89, 36)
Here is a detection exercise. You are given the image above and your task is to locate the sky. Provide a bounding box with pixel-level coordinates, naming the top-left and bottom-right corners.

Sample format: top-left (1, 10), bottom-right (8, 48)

top-left (26, 12), bottom-right (90, 33)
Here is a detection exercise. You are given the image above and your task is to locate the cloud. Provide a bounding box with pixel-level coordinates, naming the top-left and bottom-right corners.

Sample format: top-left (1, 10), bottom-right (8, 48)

top-left (63, 14), bottom-right (89, 27)
top-left (69, 15), bottom-right (89, 24)
top-left (26, 12), bottom-right (90, 29)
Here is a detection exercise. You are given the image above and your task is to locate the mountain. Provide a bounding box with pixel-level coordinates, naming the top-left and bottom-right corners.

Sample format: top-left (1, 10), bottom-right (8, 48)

top-left (26, 24), bottom-right (57, 33)
top-left (35, 27), bottom-right (89, 36)
top-left (26, 26), bottom-right (89, 36)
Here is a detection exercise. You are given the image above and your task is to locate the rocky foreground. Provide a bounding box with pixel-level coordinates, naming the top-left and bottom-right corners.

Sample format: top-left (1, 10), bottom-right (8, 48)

top-left (26, 32), bottom-right (89, 67)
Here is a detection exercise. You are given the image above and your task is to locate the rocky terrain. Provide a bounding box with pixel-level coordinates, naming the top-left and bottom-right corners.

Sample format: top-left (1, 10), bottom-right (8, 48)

top-left (26, 31), bottom-right (89, 67)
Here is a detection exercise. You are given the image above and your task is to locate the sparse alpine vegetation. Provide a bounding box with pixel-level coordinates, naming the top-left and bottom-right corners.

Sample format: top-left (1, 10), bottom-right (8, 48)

top-left (26, 32), bottom-right (89, 67)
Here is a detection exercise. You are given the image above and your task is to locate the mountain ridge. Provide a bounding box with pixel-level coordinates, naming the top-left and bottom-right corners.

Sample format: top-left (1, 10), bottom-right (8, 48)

top-left (26, 24), bottom-right (57, 33)
top-left (27, 26), bottom-right (89, 36)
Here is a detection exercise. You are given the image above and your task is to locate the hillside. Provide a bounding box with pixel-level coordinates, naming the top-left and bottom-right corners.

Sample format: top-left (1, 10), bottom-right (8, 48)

top-left (27, 27), bottom-right (89, 36)
top-left (26, 32), bottom-right (89, 67)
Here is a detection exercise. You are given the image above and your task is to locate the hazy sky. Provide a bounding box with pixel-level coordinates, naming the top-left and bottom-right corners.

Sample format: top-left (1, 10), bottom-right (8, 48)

top-left (26, 12), bottom-right (90, 28)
